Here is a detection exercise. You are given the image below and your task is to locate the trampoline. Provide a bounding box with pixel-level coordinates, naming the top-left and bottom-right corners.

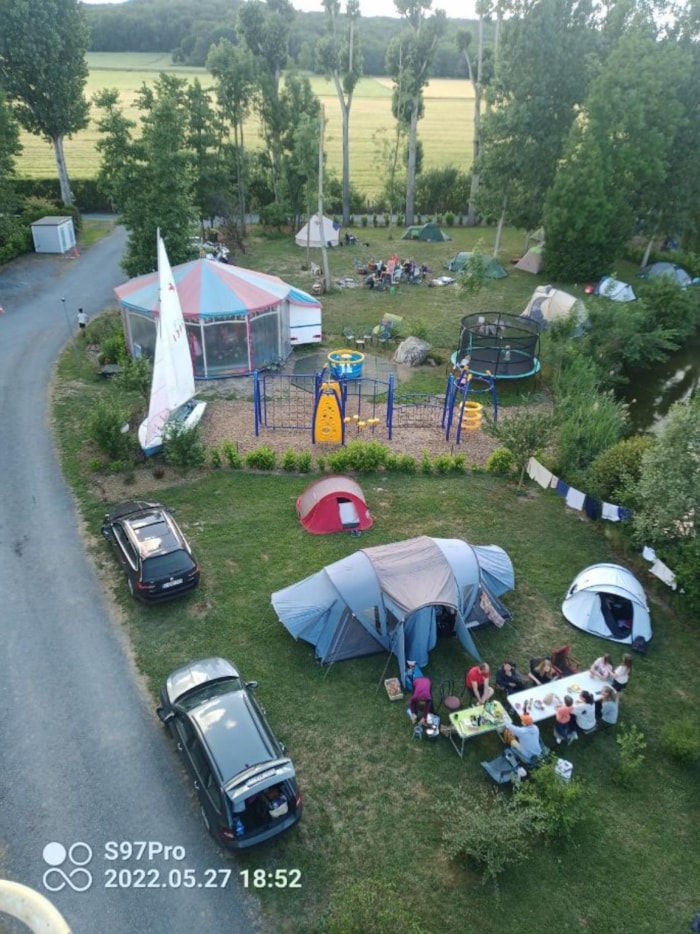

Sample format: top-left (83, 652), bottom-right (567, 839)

top-left (452, 312), bottom-right (541, 380)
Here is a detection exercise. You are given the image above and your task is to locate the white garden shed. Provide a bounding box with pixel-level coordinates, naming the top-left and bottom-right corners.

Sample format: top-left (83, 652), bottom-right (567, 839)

top-left (31, 216), bottom-right (76, 254)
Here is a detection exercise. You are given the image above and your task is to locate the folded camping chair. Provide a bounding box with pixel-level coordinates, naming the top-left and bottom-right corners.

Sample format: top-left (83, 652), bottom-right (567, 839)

top-left (481, 749), bottom-right (520, 786)
top-left (551, 645), bottom-right (582, 677)
top-left (508, 736), bottom-right (551, 768)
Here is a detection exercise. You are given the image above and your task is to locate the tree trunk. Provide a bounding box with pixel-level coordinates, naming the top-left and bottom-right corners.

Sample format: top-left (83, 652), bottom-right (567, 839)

top-left (405, 102), bottom-right (420, 225)
top-left (494, 195), bottom-right (507, 257)
top-left (53, 134), bottom-right (73, 206)
top-left (318, 108), bottom-right (331, 291)
top-left (332, 70), bottom-right (352, 227)
top-left (641, 233), bottom-right (656, 269)
top-left (467, 12), bottom-right (484, 225)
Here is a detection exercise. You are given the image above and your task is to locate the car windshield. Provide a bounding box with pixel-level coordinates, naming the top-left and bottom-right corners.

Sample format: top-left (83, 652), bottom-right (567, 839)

top-left (142, 550), bottom-right (195, 581)
top-left (177, 677), bottom-right (244, 711)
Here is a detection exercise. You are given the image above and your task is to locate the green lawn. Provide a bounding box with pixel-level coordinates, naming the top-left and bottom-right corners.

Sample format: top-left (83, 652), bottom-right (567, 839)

top-left (18, 53), bottom-right (472, 199)
top-left (53, 225), bottom-right (700, 934)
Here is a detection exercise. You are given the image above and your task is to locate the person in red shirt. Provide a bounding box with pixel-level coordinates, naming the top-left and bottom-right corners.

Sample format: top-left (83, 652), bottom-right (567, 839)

top-left (465, 663), bottom-right (494, 704)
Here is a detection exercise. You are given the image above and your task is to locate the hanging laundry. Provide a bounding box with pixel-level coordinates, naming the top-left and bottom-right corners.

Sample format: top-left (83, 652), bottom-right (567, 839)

top-left (549, 475), bottom-right (559, 489)
top-left (649, 559), bottom-right (677, 590)
top-left (555, 478), bottom-right (569, 497)
top-left (565, 487), bottom-right (586, 510)
top-left (584, 496), bottom-right (601, 521)
top-left (618, 507), bottom-right (632, 521)
top-left (526, 457), bottom-right (554, 489)
top-left (601, 502), bottom-right (621, 521)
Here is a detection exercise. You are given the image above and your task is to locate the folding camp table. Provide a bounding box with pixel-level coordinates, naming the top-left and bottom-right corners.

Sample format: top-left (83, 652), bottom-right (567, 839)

top-left (447, 700), bottom-right (512, 759)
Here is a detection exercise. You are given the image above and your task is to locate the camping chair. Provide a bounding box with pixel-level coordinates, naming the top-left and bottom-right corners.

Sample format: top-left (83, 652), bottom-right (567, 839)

top-left (342, 326), bottom-right (355, 344)
top-left (376, 325), bottom-right (394, 347)
top-left (480, 749), bottom-right (520, 786)
top-left (310, 262), bottom-right (321, 277)
top-left (508, 736), bottom-right (551, 769)
top-left (551, 645), bottom-right (582, 677)
top-left (437, 680), bottom-right (463, 715)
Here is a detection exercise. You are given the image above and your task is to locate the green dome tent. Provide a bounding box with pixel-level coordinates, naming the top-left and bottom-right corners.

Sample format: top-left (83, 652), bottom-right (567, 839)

top-left (445, 252), bottom-right (507, 278)
top-left (401, 221), bottom-right (451, 242)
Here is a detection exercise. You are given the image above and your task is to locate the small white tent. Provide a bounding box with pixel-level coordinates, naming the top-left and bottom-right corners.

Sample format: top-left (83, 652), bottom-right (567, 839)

top-left (520, 285), bottom-right (587, 332)
top-left (562, 564), bottom-right (652, 645)
top-left (515, 245), bottom-right (545, 274)
top-left (596, 276), bottom-right (636, 302)
top-left (295, 214), bottom-right (340, 248)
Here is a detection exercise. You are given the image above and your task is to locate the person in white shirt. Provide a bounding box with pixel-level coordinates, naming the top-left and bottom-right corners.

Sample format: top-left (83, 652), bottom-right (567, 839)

top-left (612, 653), bottom-right (633, 692)
top-left (599, 686), bottom-right (619, 725)
top-left (590, 654), bottom-right (614, 682)
top-left (572, 691), bottom-right (597, 733)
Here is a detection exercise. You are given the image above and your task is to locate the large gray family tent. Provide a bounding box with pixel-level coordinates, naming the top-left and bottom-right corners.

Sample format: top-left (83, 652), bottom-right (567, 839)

top-left (520, 284), bottom-right (587, 333)
top-left (401, 221), bottom-right (451, 242)
top-left (271, 536), bottom-right (515, 686)
top-left (445, 252), bottom-right (507, 278)
top-left (562, 564), bottom-right (652, 646)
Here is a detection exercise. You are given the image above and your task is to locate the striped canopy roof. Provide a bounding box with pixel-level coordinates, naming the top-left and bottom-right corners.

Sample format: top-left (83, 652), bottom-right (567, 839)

top-left (114, 258), bottom-right (320, 320)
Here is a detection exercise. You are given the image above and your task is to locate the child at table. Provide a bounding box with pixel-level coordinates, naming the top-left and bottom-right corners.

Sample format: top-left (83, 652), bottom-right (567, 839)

top-left (590, 653), bottom-right (614, 682)
top-left (554, 695), bottom-right (575, 744)
top-left (598, 685), bottom-right (619, 726)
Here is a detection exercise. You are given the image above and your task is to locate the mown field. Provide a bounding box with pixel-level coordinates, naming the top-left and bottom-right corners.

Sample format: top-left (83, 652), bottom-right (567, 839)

top-left (17, 53), bottom-right (473, 199)
top-left (50, 222), bottom-right (700, 934)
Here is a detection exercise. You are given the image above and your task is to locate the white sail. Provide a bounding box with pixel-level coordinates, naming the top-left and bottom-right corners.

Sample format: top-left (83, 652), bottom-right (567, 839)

top-left (140, 233), bottom-right (204, 454)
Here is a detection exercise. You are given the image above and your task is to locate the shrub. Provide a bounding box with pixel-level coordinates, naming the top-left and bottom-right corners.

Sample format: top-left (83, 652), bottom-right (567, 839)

top-left (209, 446), bottom-right (222, 469)
top-left (614, 723), bottom-right (647, 787)
top-left (87, 457), bottom-right (103, 472)
top-left (296, 451), bottom-right (312, 473)
top-left (439, 788), bottom-right (534, 893)
top-left (163, 425), bottom-right (206, 473)
top-left (152, 465), bottom-right (165, 479)
top-left (222, 440), bottom-right (242, 469)
top-left (420, 450), bottom-right (432, 475)
top-left (317, 455), bottom-right (327, 473)
top-left (433, 454), bottom-right (453, 474)
top-left (99, 331), bottom-right (128, 366)
top-left (281, 449), bottom-right (298, 472)
top-left (485, 448), bottom-right (516, 475)
top-left (113, 355), bottom-right (152, 400)
top-left (344, 440), bottom-right (389, 472)
top-left (445, 212), bottom-right (455, 227)
top-left (452, 453), bottom-right (466, 473)
top-left (361, 215), bottom-right (368, 228)
top-left (585, 434), bottom-right (654, 503)
top-left (660, 718), bottom-right (700, 765)
top-left (245, 445), bottom-right (277, 471)
top-left (86, 399), bottom-right (133, 460)
top-left (515, 761), bottom-right (589, 841)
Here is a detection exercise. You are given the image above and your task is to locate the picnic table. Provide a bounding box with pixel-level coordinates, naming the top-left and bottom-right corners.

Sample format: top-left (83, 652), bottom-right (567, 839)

top-left (447, 700), bottom-right (512, 759)
top-left (507, 671), bottom-right (605, 723)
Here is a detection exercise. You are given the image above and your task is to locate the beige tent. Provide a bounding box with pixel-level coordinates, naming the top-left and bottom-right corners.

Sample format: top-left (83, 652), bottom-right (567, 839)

top-left (515, 245), bottom-right (545, 274)
top-left (295, 214), bottom-right (340, 248)
top-left (521, 285), bottom-right (587, 332)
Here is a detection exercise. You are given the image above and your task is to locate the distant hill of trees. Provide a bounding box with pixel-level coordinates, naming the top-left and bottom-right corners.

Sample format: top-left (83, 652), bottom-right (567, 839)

top-left (85, 0), bottom-right (482, 77)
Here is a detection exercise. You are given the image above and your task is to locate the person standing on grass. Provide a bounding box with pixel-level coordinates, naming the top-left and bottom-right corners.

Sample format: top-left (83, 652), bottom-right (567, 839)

top-left (465, 662), bottom-right (494, 705)
top-left (612, 653), bottom-right (633, 693)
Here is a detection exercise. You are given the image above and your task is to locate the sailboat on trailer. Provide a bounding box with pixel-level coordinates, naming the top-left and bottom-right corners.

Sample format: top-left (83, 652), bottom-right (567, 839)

top-left (138, 232), bottom-right (207, 456)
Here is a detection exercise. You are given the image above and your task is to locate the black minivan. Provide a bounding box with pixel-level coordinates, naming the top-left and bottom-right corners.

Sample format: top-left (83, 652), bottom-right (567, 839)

top-left (157, 657), bottom-right (302, 848)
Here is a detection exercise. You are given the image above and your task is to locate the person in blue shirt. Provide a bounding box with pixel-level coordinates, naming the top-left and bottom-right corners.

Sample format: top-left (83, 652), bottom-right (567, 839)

top-left (504, 714), bottom-right (542, 761)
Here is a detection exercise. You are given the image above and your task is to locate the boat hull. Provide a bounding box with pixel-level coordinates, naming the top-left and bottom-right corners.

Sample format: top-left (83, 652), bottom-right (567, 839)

top-left (138, 399), bottom-right (208, 457)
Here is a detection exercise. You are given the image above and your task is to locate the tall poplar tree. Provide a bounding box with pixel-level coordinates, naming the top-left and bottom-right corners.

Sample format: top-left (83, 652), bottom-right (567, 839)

top-left (0, 0), bottom-right (89, 205)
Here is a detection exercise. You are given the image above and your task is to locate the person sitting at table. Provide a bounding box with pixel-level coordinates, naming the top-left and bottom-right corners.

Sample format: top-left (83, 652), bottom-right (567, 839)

top-left (589, 653), bottom-right (614, 683)
top-left (598, 685), bottom-right (619, 726)
top-left (496, 661), bottom-right (530, 696)
top-left (465, 663), bottom-right (494, 705)
top-left (409, 676), bottom-right (433, 724)
top-left (571, 690), bottom-right (597, 736)
top-left (502, 714), bottom-right (542, 761)
top-left (529, 657), bottom-right (558, 685)
top-left (554, 695), bottom-right (575, 744)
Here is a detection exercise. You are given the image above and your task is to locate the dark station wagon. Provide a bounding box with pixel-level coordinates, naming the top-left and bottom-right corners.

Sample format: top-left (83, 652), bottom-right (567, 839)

top-left (157, 657), bottom-right (302, 849)
top-left (101, 500), bottom-right (200, 602)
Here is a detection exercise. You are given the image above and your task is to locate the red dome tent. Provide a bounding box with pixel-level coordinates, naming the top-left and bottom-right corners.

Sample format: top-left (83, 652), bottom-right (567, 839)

top-left (297, 476), bottom-right (373, 535)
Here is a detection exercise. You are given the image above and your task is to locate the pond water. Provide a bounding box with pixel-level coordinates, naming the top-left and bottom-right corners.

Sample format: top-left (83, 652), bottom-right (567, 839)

top-left (623, 328), bottom-right (700, 432)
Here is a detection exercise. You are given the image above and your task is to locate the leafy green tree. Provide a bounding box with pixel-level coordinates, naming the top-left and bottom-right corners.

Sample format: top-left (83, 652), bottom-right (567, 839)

top-left (237, 0), bottom-right (295, 204)
top-left (476, 0), bottom-right (596, 239)
top-left (207, 39), bottom-right (256, 231)
top-left (186, 79), bottom-right (228, 236)
top-left (316, 0), bottom-right (363, 226)
top-left (386, 0), bottom-right (446, 224)
top-left (0, 90), bottom-right (23, 260)
top-left (0, 0), bottom-right (90, 205)
top-left (631, 395), bottom-right (700, 547)
top-left (94, 75), bottom-right (197, 276)
top-left (483, 403), bottom-right (555, 488)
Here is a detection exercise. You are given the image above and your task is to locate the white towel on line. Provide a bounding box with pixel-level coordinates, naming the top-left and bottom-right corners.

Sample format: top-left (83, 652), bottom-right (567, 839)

top-left (565, 487), bottom-right (586, 511)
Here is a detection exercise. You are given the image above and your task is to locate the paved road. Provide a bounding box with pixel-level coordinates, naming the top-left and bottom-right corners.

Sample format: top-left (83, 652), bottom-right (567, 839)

top-left (0, 231), bottom-right (259, 933)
